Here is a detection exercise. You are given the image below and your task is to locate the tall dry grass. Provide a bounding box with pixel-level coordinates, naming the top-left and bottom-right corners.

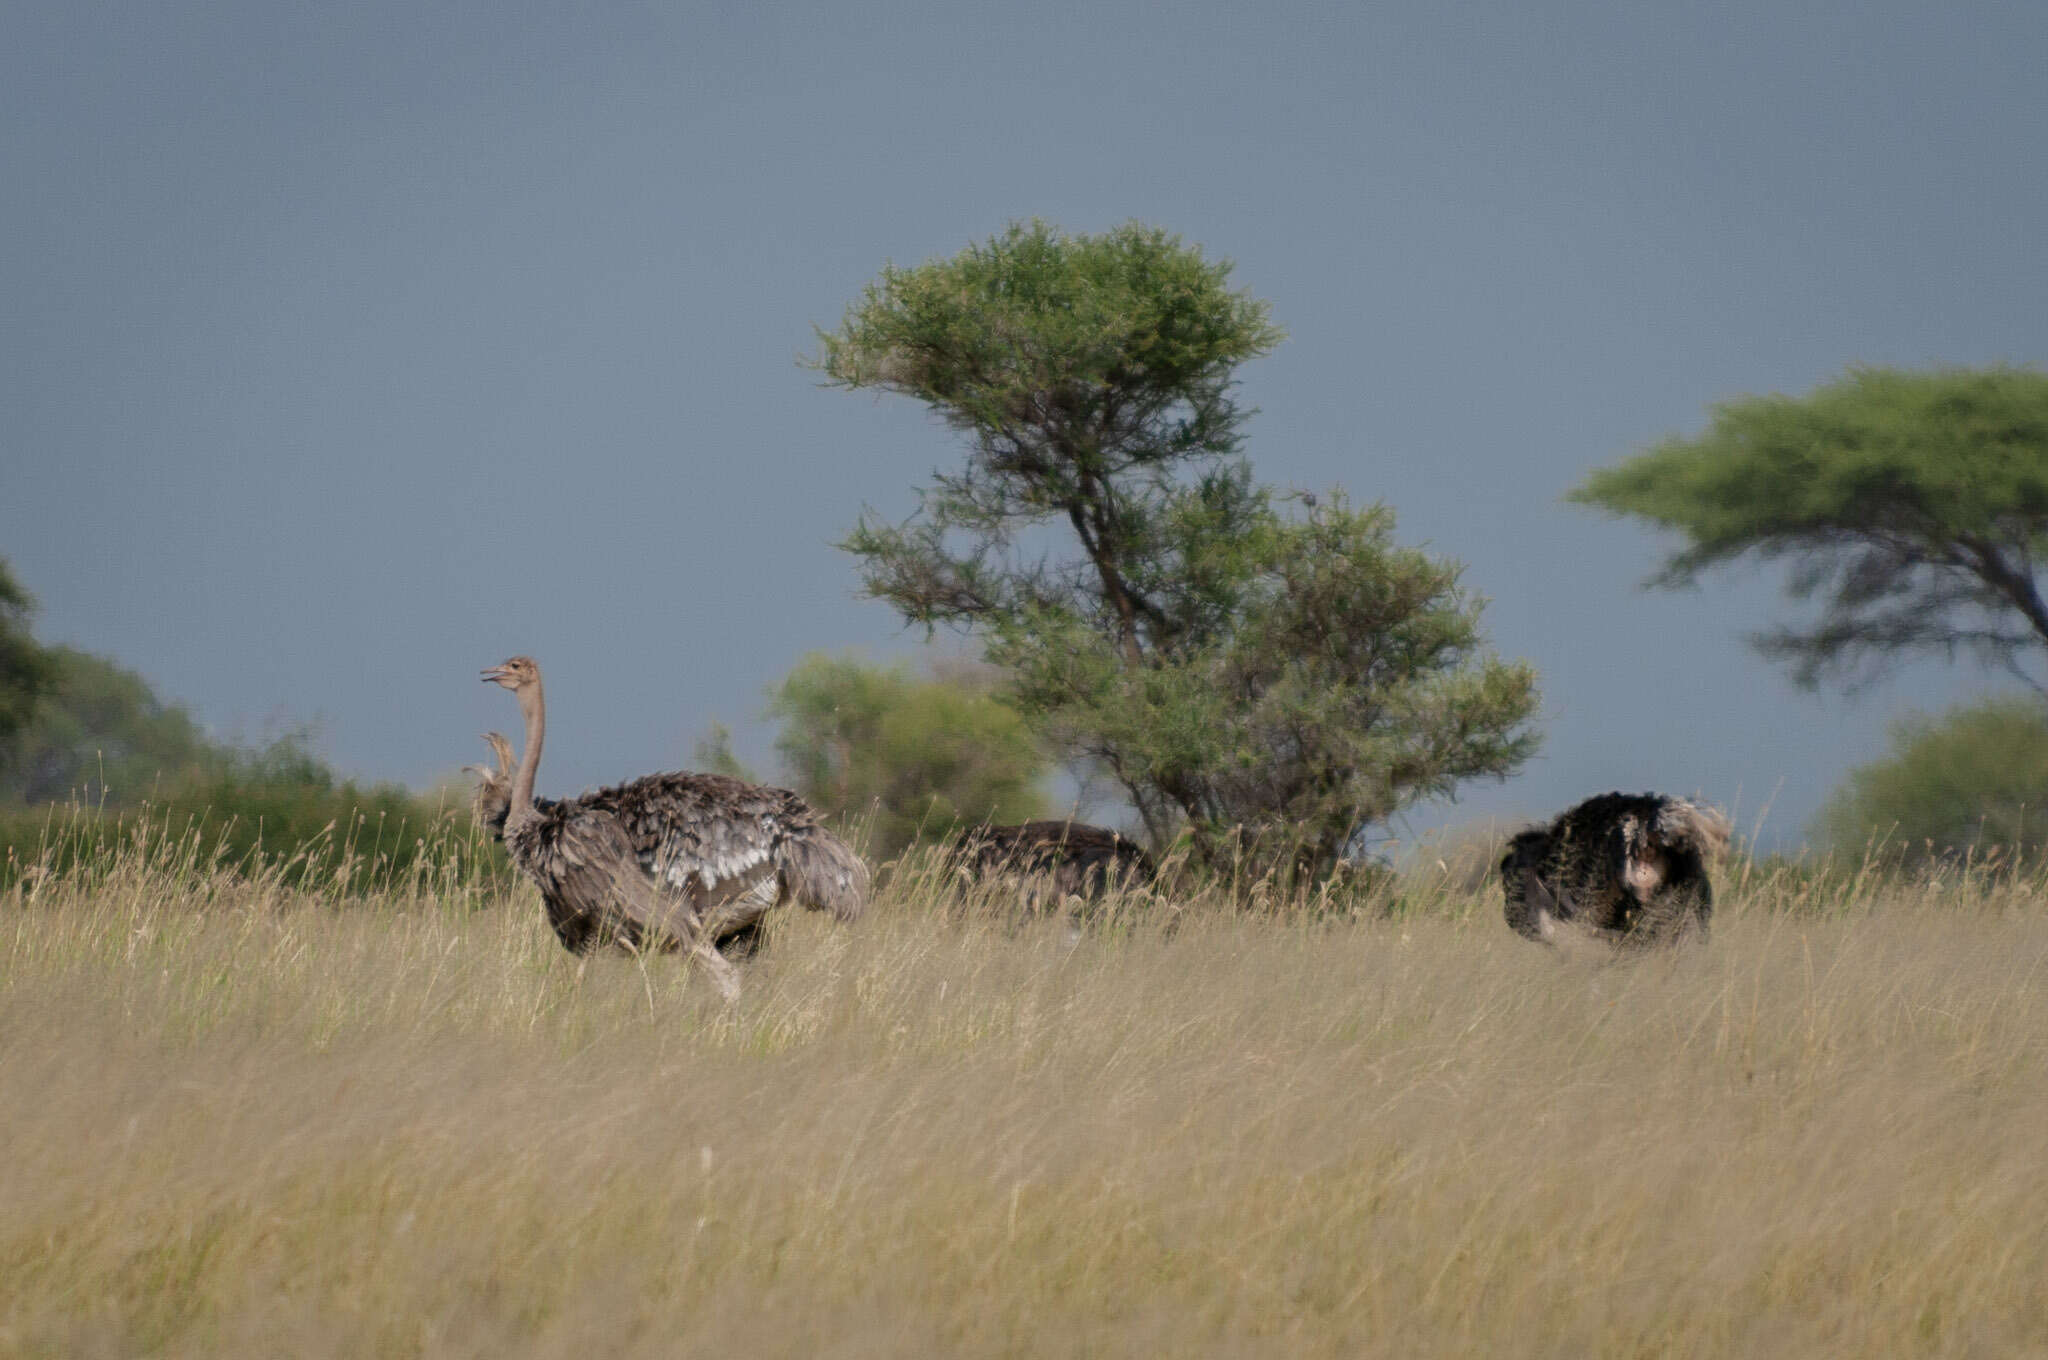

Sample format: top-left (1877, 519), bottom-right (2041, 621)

top-left (2, 831), bottom-right (2045, 1357)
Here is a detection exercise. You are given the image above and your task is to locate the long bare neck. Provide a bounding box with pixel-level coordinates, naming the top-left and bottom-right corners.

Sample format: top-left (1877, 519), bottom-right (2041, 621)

top-left (508, 677), bottom-right (545, 825)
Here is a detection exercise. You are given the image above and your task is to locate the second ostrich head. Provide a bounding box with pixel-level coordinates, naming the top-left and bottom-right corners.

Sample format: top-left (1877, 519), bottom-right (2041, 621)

top-left (463, 731), bottom-right (516, 837)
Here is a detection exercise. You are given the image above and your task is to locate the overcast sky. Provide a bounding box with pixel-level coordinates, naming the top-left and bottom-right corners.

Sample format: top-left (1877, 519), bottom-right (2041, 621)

top-left (5, 0), bottom-right (2044, 852)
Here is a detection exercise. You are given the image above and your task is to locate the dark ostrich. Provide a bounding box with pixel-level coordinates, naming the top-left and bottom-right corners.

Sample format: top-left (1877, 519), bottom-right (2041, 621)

top-left (1501, 792), bottom-right (1729, 948)
top-left (944, 819), bottom-right (1156, 911)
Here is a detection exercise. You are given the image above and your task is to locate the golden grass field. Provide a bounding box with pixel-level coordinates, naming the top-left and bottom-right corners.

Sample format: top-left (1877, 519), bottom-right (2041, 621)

top-left (3, 825), bottom-right (2046, 1358)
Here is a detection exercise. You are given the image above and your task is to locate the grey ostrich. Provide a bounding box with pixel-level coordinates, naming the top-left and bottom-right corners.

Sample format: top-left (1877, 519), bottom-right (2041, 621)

top-left (1500, 792), bottom-right (1729, 949)
top-left (945, 819), bottom-right (1156, 911)
top-left (480, 656), bottom-right (869, 995)
top-left (465, 732), bottom-right (771, 958)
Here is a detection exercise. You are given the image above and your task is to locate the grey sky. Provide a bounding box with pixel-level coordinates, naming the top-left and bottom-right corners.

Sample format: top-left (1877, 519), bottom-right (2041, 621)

top-left (5, 0), bottom-right (2044, 852)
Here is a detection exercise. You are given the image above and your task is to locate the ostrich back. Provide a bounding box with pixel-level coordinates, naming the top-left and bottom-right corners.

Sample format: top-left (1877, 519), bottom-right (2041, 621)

top-left (947, 820), bottom-right (1155, 902)
top-left (503, 771), bottom-right (868, 955)
top-left (578, 771), bottom-right (852, 899)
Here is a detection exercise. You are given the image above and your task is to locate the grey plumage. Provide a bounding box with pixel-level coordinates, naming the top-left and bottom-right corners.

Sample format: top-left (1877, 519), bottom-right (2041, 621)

top-left (466, 731), bottom-right (558, 836)
top-left (469, 734), bottom-right (771, 957)
top-left (1501, 791), bottom-right (1729, 948)
top-left (479, 656), bottom-right (868, 995)
top-left (945, 819), bottom-right (1156, 908)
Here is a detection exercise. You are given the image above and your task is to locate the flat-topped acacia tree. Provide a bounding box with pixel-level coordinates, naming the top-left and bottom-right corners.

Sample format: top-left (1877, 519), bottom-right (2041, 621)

top-left (1572, 364), bottom-right (2048, 695)
top-left (813, 221), bottom-right (1539, 887)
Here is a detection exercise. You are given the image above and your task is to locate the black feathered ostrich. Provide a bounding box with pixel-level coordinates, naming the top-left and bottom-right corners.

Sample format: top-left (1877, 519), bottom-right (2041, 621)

top-left (944, 819), bottom-right (1156, 912)
top-left (480, 656), bottom-right (869, 997)
top-left (1501, 792), bottom-right (1729, 948)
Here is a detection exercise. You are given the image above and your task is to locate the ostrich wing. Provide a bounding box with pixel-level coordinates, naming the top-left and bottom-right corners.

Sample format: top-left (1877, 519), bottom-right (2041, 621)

top-left (585, 773), bottom-right (787, 899)
top-left (649, 815), bottom-right (777, 899)
top-left (548, 810), bottom-right (741, 999)
top-left (545, 812), bottom-right (698, 940)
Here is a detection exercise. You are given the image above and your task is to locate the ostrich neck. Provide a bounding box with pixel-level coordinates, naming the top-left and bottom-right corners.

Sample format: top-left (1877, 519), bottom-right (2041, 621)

top-left (507, 678), bottom-right (545, 828)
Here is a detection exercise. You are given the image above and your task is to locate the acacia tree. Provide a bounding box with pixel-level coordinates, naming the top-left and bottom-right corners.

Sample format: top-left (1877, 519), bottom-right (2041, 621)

top-left (1571, 365), bottom-right (2048, 693)
top-left (813, 221), bottom-right (1539, 884)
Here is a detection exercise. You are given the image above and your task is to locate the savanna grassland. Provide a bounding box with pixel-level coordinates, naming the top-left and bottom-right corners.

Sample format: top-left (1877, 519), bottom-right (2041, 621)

top-left (3, 824), bottom-right (2046, 1358)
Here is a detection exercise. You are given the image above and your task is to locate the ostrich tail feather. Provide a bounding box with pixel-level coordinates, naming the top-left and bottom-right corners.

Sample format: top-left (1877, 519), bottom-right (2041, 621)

top-left (1657, 799), bottom-right (1732, 857)
top-left (776, 827), bottom-right (870, 922)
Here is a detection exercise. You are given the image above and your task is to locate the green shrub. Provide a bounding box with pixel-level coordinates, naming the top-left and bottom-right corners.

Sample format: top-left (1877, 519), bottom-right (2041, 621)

top-left (1815, 695), bottom-right (2048, 867)
top-left (0, 769), bottom-right (514, 899)
top-left (769, 652), bottom-right (1049, 860)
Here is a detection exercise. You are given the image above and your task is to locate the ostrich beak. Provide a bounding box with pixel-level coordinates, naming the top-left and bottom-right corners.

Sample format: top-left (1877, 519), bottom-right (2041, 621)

top-left (481, 665), bottom-right (510, 684)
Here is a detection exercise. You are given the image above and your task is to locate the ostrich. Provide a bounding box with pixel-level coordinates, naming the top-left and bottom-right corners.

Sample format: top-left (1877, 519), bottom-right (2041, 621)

top-left (1501, 792), bottom-right (1729, 948)
top-left (465, 732), bottom-right (770, 958)
top-left (480, 656), bottom-right (869, 995)
top-left (944, 819), bottom-right (1156, 912)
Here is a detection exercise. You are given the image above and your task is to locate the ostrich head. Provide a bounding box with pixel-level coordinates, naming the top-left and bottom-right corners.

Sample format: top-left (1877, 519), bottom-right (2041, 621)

top-left (1614, 800), bottom-right (1731, 904)
top-left (481, 656), bottom-right (540, 692)
top-left (463, 731), bottom-right (515, 835)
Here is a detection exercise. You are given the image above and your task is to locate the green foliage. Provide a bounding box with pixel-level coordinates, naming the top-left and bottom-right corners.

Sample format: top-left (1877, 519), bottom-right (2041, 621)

top-left (768, 652), bottom-right (1049, 859)
top-left (0, 640), bottom-right (358, 816)
top-left (0, 646), bottom-right (218, 804)
top-left (997, 494), bottom-right (1540, 884)
top-left (0, 588), bottom-right (504, 894)
top-left (816, 219), bottom-right (1284, 648)
top-left (0, 557), bottom-right (54, 762)
top-left (1816, 695), bottom-right (2048, 867)
top-left (1, 724), bottom-right (510, 896)
top-left (1570, 364), bottom-right (2048, 691)
top-left (816, 221), bottom-right (1538, 885)
top-left (689, 722), bottom-right (758, 783)
top-left (0, 785), bottom-right (506, 897)
top-left (0, 562), bottom-right (220, 804)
